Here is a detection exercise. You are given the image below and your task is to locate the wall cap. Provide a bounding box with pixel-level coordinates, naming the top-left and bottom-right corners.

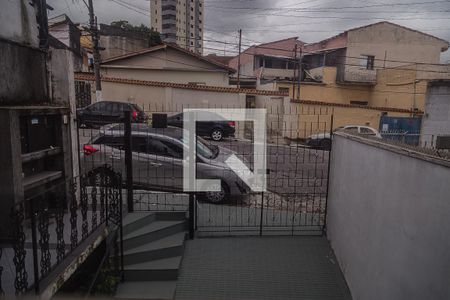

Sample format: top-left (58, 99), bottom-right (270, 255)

top-left (334, 132), bottom-right (450, 168)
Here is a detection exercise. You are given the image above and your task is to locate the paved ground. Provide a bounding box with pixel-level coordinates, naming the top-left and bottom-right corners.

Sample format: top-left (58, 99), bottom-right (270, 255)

top-left (175, 236), bottom-right (352, 300)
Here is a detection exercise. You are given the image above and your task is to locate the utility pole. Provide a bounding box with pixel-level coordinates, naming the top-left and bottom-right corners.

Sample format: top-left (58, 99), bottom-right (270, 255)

top-left (297, 47), bottom-right (302, 100)
top-left (237, 29), bottom-right (242, 89)
top-left (88, 0), bottom-right (102, 102)
top-left (292, 44), bottom-right (298, 100)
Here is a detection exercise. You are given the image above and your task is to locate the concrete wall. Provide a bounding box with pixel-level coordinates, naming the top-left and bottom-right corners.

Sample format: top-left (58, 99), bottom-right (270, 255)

top-left (421, 81), bottom-right (450, 147)
top-left (272, 67), bottom-right (372, 104)
top-left (100, 35), bottom-right (149, 60)
top-left (0, 41), bottom-right (48, 104)
top-left (0, 0), bottom-right (40, 47)
top-left (327, 133), bottom-right (450, 300)
top-left (370, 67), bottom-right (427, 111)
top-left (102, 67), bottom-right (228, 87)
top-left (48, 47), bottom-right (79, 177)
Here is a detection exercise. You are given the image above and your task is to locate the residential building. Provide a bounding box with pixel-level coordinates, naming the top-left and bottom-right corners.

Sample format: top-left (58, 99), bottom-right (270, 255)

top-left (247, 22), bottom-right (449, 134)
top-left (99, 43), bottom-right (234, 87)
top-left (228, 37), bottom-right (304, 80)
top-left (48, 14), bottom-right (83, 71)
top-left (302, 21), bottom-right (449, 85)
top-left (0, 0), bottom-right (76, 237)
top-left (150, 0), bottom-right (204, 54)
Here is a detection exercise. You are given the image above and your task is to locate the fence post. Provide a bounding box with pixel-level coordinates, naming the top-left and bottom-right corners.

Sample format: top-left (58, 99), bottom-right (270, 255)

top-left (188, 193), bottom-right (195, 239)
top-left (323, 114), bottom-right (334, 234)
top-left (124, 110), bottom-right (134, 213)
top-left (29, 199), bottom-right (40, 294)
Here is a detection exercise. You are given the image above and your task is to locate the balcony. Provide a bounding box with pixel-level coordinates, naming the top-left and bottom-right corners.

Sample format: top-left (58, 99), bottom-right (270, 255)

top-left (336, 64), bottom-right (377, 85)
top-left (255, 67), bottom-right (296, 79)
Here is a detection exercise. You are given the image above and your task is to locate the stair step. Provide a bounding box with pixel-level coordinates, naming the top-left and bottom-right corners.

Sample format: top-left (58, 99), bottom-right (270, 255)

top-left (124, 257), bottom-right (182, 281)
top-left (155, 212), bottom-right (187, 222)
top-left (123, 232), bottom-right (187, 265)
top-left (123, 221), bottom-right (187, 251)
top-left (115, 281), bottom-right (177, 300)
top-left (123, 213), bottom-right (156, 236)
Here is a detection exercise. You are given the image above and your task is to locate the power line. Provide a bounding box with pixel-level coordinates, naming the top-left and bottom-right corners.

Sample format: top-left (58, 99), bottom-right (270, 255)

top-left (205, 0), bottom-right (450, 11)
top-left (175, 34), bottom-right (450, 70)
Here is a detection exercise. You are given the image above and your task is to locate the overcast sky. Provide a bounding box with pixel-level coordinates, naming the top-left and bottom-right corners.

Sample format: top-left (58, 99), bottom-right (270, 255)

top-left (48, 0), bottom-right (450, 62)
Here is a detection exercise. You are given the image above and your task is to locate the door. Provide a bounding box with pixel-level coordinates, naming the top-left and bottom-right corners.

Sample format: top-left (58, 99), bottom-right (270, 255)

top-left (132, 136), bottom-right (183, 191)
top-left (83, 102), bottom-right (104, 125)
top-left (147, 137), bottom-right (184, 191)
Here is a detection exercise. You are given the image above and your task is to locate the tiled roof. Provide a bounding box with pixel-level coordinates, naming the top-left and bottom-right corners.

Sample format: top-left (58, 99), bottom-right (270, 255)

top-left (74, 72), bottom-right (288, 96)
top-left (291, 99), bottom-right (423, 114)
top-left (101, 43), bottom-right (236, 73)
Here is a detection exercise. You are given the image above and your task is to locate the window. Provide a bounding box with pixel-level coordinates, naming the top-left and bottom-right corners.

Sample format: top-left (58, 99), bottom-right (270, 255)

top-left (279, 87), bottom-right (290, 93)
top-left (162, 24), bottom-right (176, 29)
top-left (162, 14), bottom-right (176, 20)
top-left (110, 102), bottom-right (120, 112)
top-left (162, 5), bottom-right (176, 10)
top-left (147, 138), bottom-right (182, 158)
top-left (264, 58), bottom-right (273, 68)
top-left (360, 55), bottom-right (375, 70)
top-left (91, 102), bottom-right (106, 111)
top-left (132, 136), bottom-right (149, 153)
top-left (287, 61), bottom-right (295, 69)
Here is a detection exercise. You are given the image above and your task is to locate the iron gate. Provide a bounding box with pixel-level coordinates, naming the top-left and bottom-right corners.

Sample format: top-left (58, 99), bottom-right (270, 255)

top-left (77, 103), bottom-right (333, 236)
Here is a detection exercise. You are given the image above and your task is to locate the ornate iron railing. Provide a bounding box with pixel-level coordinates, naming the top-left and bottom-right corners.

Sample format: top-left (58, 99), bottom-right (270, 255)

top-left (1, 165), bottom-right (123, 297)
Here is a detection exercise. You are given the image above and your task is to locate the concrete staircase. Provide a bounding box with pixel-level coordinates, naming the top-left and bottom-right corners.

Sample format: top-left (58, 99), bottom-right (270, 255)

top-left (115, 212), bottom-right (188, 300)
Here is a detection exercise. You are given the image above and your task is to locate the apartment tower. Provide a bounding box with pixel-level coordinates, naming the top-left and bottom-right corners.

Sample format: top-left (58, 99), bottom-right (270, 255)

top-left (150, 0), bottom-right (204, 54)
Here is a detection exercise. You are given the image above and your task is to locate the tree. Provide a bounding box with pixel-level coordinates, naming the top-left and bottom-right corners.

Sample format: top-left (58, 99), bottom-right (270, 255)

top-left (110, 20), bottom-right (162, 46)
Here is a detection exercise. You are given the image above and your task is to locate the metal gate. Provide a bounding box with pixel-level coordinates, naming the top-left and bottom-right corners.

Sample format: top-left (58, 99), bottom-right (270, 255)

top-left (77, 104), bottom-right (332, 236)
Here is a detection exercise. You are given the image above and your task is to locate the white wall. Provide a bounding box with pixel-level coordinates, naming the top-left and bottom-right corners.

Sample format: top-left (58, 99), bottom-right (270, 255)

top-left (421, 82), bottom-right (450, 147)
top-left (327, 133), bottom-right (450, 300)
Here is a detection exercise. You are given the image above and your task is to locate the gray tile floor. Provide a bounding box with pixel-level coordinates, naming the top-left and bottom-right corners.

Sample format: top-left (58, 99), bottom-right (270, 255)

top-left (175, 236), bottom-right (352, 300)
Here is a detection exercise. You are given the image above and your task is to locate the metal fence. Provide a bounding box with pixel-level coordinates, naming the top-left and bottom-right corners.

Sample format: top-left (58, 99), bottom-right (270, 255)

top-left (0, 166), bottom-right (123, 297)
top-left (76, 103), bottom-right (333, 236)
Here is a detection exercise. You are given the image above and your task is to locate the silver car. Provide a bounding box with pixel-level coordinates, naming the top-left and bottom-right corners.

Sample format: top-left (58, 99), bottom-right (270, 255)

top-left (81, 124), bottom-right (249, 203)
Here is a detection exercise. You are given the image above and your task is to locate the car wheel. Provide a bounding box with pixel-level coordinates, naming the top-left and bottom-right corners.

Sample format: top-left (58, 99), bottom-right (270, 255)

top-left (211, 128), bottom-right (224, 141)
top-left (203, 182), bottom-right (228, 204)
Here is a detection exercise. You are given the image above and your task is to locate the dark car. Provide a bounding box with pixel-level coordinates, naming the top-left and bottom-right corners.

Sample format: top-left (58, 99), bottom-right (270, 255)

top-left (167, 113), bottom-right (235, 141)
top-left (77, 101), bottom-right (147, 128)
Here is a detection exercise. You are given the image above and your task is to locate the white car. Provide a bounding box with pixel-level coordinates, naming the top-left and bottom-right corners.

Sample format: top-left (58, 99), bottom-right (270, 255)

top-left (307, 125), bottom-right (382, 149)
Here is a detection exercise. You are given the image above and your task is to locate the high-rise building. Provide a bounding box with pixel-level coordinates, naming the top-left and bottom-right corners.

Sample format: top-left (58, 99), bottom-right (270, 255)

top-left (150, 0), bottom-right (204, 54)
